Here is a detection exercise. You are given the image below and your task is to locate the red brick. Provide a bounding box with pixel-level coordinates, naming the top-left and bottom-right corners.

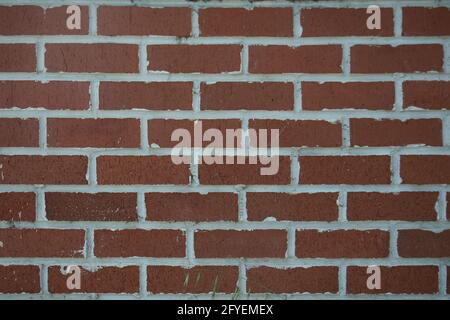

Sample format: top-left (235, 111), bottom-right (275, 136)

top-left (403, 81), bottom-right (450, 110)
top-left (148, 119), bottom-right (242, 148)
top-left (296, 230), bottom-right (390, 258)
top-left (448, 194), bottom-right (450, 220)
top-left (302, 82), bottom-right (395, 110)
top-left (0, 118), bottom-right (39, 147)
top-left (97, 156), bottom-right (189, 185)
top-left (0, 6), bottom-right (88, 35)
top-left (0, 44), bottom-right (35, 72)
top-left (47, 118), bottom-right (141, 148)
top-left (146, 193), bottom-right (238, 222)
top-left (347, 192), bottom-right (438, 221)
top-left (0, 156), bottom-right (88, 185)
top-left (299, 156), bottom-right (391, 185)
top-left (301, 8), bottom-right (393, 37)
top-left (350, 119), bottom-right (442, 147)
top-left (46, 44), bottom-right (139, 73)
top-left (0, 265), bottom-right (40, 293)
top-left (403, 7), bottom-right (450, 36)
top-left (98, 6), bottom-right (190, 36)
top-left (0, 81), bottom-right (90, 110)
top-left (148, 45), bottom-right (241, 73)
top-left (351, 45), bottom-right (443, 73)
top-left (0, 193), bottom-right (35, 222)
top-left (99, 82), bottom-right (192, 110)
top-left (247, 193), bottom-right (338, 221)
top-left (249, 120), bottom-right (342, 147)
top-left (48, 266), bottom-right (139, 294)
top-left (94, 229), bottom-right (185, 257)
top-left (401, 156), bottom-right (450, 184)
top-left (247, 267), bottom-right (339, 293)
top-left (45, 193), bottom-right (137, 221)
top-left (347, 266), bottom-right (439, 294)
top-left (148, 266), bottom-right (239, 294)
top-left (199, 8), bottom-right (292, 37)
top-left (0, 229), bottom-right (85, 257)
top-left (249, 45), bottom-right (342, 73)
top-left (201, 82), bottom-right (293, 111)
top-left (398, 229), bottom-right (450, 258)
top-left (195, 230), bottom-right (287, 258)
top-left (199, 156), bottom-right (291, 185)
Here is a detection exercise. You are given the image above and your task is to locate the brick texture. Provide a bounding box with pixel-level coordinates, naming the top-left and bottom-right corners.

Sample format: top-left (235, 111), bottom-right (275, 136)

top-left (0, 1), bottom-right (448, 299)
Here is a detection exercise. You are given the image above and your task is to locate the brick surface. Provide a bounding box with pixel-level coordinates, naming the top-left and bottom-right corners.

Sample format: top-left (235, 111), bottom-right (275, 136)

top-left (195, 230), bottom-right (287, 258)
top-left (347, 266), bottom-right (439, 294)
top-left (403, 7), bottom-right (450, 36)
top-left (249, 45), bottom-right (342, 73)
top-left (0, 192), bottom-right (35, 222)
top-left (296, 230), bottom-right (390, 258)
top-left (247, 193), bottom-right (338, 221)
top-left (0, 266), bottom-right (40, 294)
top-left (302, 82), bottom-right (395, 110)
top-left (0, 6), bottom-right (88, 35)
top-left (0, 229), bottom-right (85, 257)
top-left (347, 192), bottom-right (438, 221)
top-left (0, 81), bottom-right (90, 110)
top-left (0, 118), bottom-right (39, 147)
top-left (148, 266), bottom-right (239, 294)
top-left (350, 119), bottom-right (442, 147)
top-left (247, 267), bottom-right (339, 293)
top-left (299, 156), bottom-right (391, 184)
top-left (46, 193), bottom-right (137, 221)
top-left (94, 229), bottom-right (185, 257)
top-left (148, 45), bottom-right (241, 73)
top-left (351, 45), bottom-right (443, 73)
top-left (48, 266), bottom-right (140, 294)
top-left (401, 156), bottom-right (450, 184)
top-left (201, 82), bottom-right (293, 111)
top-left (46, 44), bottom-right (139, 73)
top-left (301, 8), bottom-right (393, 37)
top-left (398, 230), bottom-right (450, 258)
top-left (47, 118), bottom-right (141, 148)
top-left (403, 81), bottom-right (450, 110)
top-left (98, 6), bottom-right (191, 36)
top-left (99, 82), bottom-right (192, 110)
top-left (146, 193), bottom-right (238, 222)
top-left (199, 8), bottom-right (292, 37)
top-left (0, 44), bottom-right (36, 72)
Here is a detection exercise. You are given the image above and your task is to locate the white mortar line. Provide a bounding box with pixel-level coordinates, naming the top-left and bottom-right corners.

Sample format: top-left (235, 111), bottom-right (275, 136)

top-left (138, 41), bottom-right (148, 75)
top-left (238, 261), bottom-right (247, 297)
top-left (338, 266), bottom-right (347, 296)
top-left (89, 4), bottom-right (97, 35)
top-left (139, 264), bottom-right (148, 297)
top-left (186, 228), bottom-right (195, 264)
top-left (389, 227), bottom-right (399, 258)
top-left (341, 44), bottom-right (351, 75)
top-left (394, 3), bottom-right (403, 37)
top-left (439, 264), bottom-right (448, 296)
top-left (38, 116), bottom-right (47, 150)
top-left (444, 116), bottom-right (450, 146)
top-left (394, 79), bottom-right (404, 111)
top-left (2, 72), bottom-right (450, 82)
top-left (36, 190), bottom-right (47, 222)
top-left (87, 155), bottom-right (97, 186)
top-left (40, 265), bottom-right (49, 294)
top-left (293, 80), bottom-right (301, 112)
top-left (192, 81), bottom-right (200, 112)
top-left (36, 39), bottom-right (46, 73)
top-left (341, 117), bottom-right (350, 147)
top-left (287, 226), bottom-right (296, 258)
top-left (290, 155), bottom-right (299, 186)
top-left (140, 118), bottom-right (149, 150)
top-left (390, 152), bottom-right (401, 185)
top-left (89, 80), bottom-right (99, 112)
top-left (191, 6), bottom-right (199, 37)
top-left (293, 7), bottom-right (302, 38)
top-left (238, 190), bottom-right (247, 222)
top-left (241, 45), bottom-right (249, 74)
top-left (137, 192), bottom-right (147, 222)
top-left (85, 227), bottom-right (95, 258)
top-left (438, 191), bottom-right (447, 222)
top-left (338, 191), bottom-right (347, 222)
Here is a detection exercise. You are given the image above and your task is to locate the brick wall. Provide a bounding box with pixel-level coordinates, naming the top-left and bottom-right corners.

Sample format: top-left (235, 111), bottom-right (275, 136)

top-left (0, 0), bottom-right (449, 299)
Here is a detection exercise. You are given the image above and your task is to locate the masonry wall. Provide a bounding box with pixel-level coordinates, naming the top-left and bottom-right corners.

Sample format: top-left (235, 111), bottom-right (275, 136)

top-left (0, 0), bottom-right (449, 299)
